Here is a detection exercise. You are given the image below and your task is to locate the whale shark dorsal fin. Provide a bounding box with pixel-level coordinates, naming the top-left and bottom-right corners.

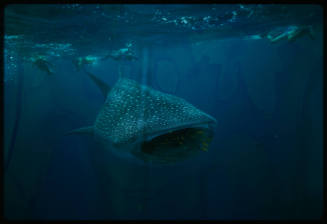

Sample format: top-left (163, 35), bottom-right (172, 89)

top-left (65, 126), bottom-right (94, 136)
top-left (85, 71), bottom-right (111, 97)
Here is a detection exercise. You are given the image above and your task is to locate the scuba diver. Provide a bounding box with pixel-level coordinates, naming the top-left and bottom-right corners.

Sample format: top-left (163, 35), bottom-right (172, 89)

top-left (73, 55), bottom-right (99, 72)
top-left (30, 55), bottom-right (54, 75)
top-left (102, 42), bottom-right (138, 62)
top-left (286, 25), bottom-right (315, 42)
top-left (102, 47), bottom-right (138, 61)
top-left (263, 25), bottom-right (315, 43)
top-left (72, 42), bottom-right (138, 73)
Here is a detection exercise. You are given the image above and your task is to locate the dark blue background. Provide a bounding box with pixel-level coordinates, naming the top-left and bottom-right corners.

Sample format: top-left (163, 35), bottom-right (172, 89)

top-left (4, 15), bottom-right (323, 220)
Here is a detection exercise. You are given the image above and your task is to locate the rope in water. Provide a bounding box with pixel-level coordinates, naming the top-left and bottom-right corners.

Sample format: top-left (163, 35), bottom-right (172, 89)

top-left (5, 53), bottom-right (24, 172)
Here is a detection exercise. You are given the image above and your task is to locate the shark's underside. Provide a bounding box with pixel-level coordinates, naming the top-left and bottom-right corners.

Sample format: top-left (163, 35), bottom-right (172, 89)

top-left (69, 72), bottom-right (217, 164)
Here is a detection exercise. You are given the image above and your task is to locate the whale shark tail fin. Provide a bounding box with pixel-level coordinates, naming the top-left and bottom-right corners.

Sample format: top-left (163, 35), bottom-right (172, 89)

top-left (84, 71), bottom-right (111, 97)
top-left (65, 126), bottom-right (94, 136)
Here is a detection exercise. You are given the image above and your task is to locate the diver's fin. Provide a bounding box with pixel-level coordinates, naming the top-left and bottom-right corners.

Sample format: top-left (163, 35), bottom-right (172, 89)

top-left (65, 126), bottom-right (94, 136)
top-left (46, 68), bottom-right (54, 76)
top-left (84, 71), bottom-right (111, 97)
top-left (100, 54), bottom-right (112, 61)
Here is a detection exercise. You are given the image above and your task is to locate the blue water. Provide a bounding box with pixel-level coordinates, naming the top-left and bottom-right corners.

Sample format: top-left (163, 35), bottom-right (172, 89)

top-left (3, 4), bottom-right (323, 220)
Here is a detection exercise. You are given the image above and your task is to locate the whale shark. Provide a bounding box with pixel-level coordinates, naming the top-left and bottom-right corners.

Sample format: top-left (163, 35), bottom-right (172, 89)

top-left (68, 71), bottom-right (217, 164)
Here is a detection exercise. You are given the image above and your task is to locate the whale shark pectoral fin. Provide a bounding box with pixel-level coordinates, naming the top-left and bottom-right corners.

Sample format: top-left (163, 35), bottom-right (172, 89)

top-left (84, 71), bottom-right (111, 97)
top-left (65, 126), bottom-right (94, 136)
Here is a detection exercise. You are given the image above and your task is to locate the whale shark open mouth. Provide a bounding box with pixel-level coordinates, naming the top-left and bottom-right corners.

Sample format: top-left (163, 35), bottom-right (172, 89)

top-left (134, 123), bottom-right (215, 163)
